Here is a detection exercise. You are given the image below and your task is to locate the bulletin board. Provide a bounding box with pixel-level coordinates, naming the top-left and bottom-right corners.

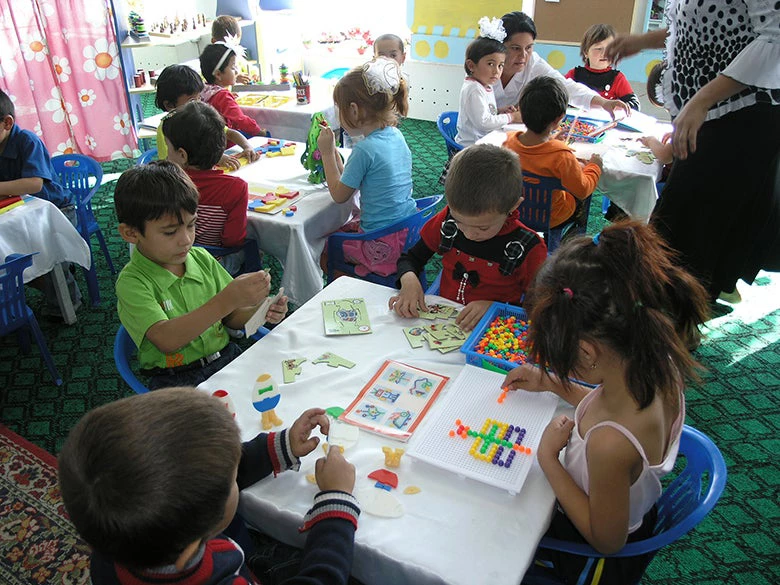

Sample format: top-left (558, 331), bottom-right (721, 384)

top-left (533, 0), bottom-right (634, 44)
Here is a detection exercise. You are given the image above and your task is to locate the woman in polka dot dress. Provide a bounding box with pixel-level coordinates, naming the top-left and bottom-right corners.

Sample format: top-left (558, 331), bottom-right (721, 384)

top-left (607, 0), bottom-right (780, 303)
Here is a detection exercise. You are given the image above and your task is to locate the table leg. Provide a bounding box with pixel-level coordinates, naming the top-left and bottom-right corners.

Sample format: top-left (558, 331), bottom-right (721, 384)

top-left (51, 264), bottom-right (77, 325)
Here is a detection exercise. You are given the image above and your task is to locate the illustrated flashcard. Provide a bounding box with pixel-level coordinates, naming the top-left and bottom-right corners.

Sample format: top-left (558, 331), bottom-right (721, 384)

top-left (322, 298), bottom-right (372, 335)
top-left (340, 360), bottom-right (449, 441)
top-left (417, 303), bottom-right (456, 320)
top-left (403, 326), bottom-right (427, 348)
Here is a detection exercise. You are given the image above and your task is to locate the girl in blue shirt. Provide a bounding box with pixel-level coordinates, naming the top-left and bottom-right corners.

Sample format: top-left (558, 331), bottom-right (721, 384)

top-left (316, 58), bottom-right (416, 232)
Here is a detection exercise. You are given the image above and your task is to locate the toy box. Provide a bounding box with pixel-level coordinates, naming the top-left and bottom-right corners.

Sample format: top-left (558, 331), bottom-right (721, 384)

top-left (461, 302), bottom-right (530, 373)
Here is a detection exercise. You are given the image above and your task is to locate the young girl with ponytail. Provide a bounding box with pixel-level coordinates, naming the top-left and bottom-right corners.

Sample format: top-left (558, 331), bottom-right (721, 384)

top-left (504, 220), bottom-right (709, 584)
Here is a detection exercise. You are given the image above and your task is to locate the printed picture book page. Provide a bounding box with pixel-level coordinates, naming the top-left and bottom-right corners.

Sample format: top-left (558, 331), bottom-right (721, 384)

top-left (340, 360), bottom-right (450, 441)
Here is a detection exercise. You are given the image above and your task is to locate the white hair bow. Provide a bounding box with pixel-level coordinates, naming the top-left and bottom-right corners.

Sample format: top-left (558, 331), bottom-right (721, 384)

top-left (213, 33), bottom-right (247, 75)
top-left (478, 16), bottom-right (507, 43)
top-left (362, 57), bottom-right (401, 96)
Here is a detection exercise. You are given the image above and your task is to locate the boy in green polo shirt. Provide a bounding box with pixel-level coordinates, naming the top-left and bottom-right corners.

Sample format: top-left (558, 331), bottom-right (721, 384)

top-left (114, 161), bottom-right (286, 391)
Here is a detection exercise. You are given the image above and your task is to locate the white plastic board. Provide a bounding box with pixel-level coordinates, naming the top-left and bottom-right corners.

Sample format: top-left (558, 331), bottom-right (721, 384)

top-left (408, 365), bottom-right (558, 494)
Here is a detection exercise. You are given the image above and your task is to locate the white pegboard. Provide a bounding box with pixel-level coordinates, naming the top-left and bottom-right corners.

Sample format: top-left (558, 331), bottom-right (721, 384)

top-left (405, 60), bottom-right (464, 122)
top-left (408, 365), bottom-right (558, 494)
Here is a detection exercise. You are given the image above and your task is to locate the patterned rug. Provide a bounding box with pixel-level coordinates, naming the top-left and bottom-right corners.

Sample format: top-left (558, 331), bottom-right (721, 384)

top-left (0, 425), bottom-right (89, 585)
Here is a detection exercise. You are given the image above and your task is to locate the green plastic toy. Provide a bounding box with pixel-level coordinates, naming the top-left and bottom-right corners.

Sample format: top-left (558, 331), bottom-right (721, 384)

top-left (300, 112), bottom-right (343, 184)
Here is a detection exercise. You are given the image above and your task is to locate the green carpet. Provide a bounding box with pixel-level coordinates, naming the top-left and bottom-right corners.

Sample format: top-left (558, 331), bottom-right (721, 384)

top-left (0, 118), bottom-right (777, 584)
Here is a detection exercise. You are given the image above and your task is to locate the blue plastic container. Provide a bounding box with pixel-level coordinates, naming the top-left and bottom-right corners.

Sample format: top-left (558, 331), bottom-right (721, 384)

top-left (461, 302), bottom-right (530, 373)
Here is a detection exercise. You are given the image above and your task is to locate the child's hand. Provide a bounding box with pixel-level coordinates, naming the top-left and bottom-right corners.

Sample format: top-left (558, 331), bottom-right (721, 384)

top-left (499, 105), bottom-right (517, 114)
top-left (388, 273), bottom-right (427, 318)
top-left (589, 153), bottom-right (603, 169)
top-left (503, 363), bottom-right (550, 393)
top-left (509, 110), bottom-right (523, 124)
top-left (289, 407), bottom-right (329, 458)
top-left (224, 270), bottom-right (271, 309)
top-left (236, 73), bottom-right (251, 84)
top-left (638, 136), bottom-right (661, 150)
top-left (265, 294), bottom-right (288, 325)
top-left (242, 148), bottom-right (259, 163)
top-left (455, 300), bottom-right (492, 332)
top-left (315, 447), bottom-right (356, 494)
top-left (538, 415), bottom-right (575, 462)
top-left (219, 153), bottom-right (241, 171)
top-left (601, 99), bottom-right (631, 120)
top-left (316, 125), bottom-right (336, 155)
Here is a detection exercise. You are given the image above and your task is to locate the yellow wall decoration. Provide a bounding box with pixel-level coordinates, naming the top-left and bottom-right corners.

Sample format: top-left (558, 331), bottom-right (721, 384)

top-left (415, 40), bottom-right (431, 58)
top-left (410, 0), bottom-right (521, 37)
top-left (433, 40), bottom-right (449, 59)
top-left (545, 50), bottom-right (567, 71)
top-left (645, 59), bottom-right (663, 77)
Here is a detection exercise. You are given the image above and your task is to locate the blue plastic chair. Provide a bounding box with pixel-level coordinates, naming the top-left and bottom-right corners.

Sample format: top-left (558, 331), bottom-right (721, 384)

top-left (51, 154), bottom-right (116, 306)
top-left (195, 238), bottom-right (263, 276)
top-left (114, 325), bottom-right (149, 394)
top-left (436, 111), bottom-right (463, 159)
top-left (519, 171), bottom-right (592, 253)
top-left (326, 195), bottom-right (443, 288)
top-left (522, 425), bottom-right (727, 585)
top-left (426, 270), bottom-right (442, 295)
top-left (0, 253), bottom-right (62, 385)
top-left (136, 148), bottom-right (158, 165)
top-left (114, 322), bottom-right (270, 394)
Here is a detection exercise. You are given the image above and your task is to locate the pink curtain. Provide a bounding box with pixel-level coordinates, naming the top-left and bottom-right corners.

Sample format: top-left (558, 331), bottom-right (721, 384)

top-left (0, 0), bottom-right (139, 162)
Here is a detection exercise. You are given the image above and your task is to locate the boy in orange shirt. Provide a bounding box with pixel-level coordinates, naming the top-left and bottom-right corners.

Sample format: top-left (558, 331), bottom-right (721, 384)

top-left (503, 76), bottom-right (602, 228)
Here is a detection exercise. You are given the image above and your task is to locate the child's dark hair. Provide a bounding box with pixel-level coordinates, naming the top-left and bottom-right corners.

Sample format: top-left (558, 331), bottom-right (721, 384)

top-left (445, 144), bottom-right (523, 215)
top-left (162, 101), bottom-right (226, 169)
top-left (115, 160), bottom-right (199, 234)
top-left (519, 76), bottom-right (568, 134)
top-left (154, 65), bottom-right (204, 111)
top-left (58, 388), bottom-right (242, 569)
top-left (200, 43), bottom-right (235, 85)
top-left (212, 15), bottom-right (241, 41)
top-left (333, 61), bottom-right (408, 127)
top-left (501, 11), bottom-right (537, 39)
top-left (464, 37), bottom-right (507, 76)
top-left (646, 62), bottom-right (665, 108)
top-left (580, 23), bottom-right (616, 63)
top-left (0, 89), bottom-right (14, 119)
top-left (524, 221), bottom-right (709, 409)
top-left (374, 33), bottom-right (405, 54)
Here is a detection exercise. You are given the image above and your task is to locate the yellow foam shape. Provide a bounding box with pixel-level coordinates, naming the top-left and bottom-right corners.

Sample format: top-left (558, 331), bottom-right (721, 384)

top-left (403, 486), bottom-right (421, 495)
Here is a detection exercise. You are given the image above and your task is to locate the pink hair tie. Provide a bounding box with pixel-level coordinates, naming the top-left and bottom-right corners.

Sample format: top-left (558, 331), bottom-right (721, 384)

top-left (562, 288), bottom-right (574, 298)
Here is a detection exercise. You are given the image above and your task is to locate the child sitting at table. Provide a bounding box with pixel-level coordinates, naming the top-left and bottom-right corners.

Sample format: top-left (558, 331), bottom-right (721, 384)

top-left (503, 221), bottom-right (709, 584)
top-left (59, 387), bottom-right (360, 585)
top-left (503, 76), bottom-right (603, 230)
top-left (455, 17), bottom-right (523, 147)
top-left (565, 24), bottom-right (640, 111)
top-left (199, 43), bottom-right (270, 139)
top-left (316, 58), bottom-right (417, 232)
top-left (162, 101), bottom-right (249, 275)
top-left (154, 64), bottom-right (259, 169)
top-left (373, 33), bottom-right (406, 66)
top-left (389, 144), bottom-right (547, 332)
top-left (114, 161), bottom-right (287, 391)
top-left (211, 15), bottom-right (252, 84)
top-left (0, 89), bottom-right (82, 318)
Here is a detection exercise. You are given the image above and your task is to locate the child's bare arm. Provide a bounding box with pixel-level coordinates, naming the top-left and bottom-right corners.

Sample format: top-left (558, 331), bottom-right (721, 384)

top-left (226, 128), bottom-right (259, 162)
top-left (0, 177), bottom-right (43, 197)
top-left (145, 271), bottom-right (271, 353)
top-left (388, 271), bottom-right (428, 318)
top-left (317, 126), bottom-right (353, 203)
top-left (638, 136), bottom-right (673, 164)
top-left (503, 364), bottom-right (591, 406)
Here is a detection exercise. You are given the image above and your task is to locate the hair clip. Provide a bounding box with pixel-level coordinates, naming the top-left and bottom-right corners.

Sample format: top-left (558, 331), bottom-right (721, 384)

top-left (362, 57), bottom-right (401, 96)
top-left (212, 34), bottom-right (246, 76)
top-left (562, 287), bottom-right (574, 299)
top-left (592, 232), bottom-right (601, 245)
top-left (478, 16), bottom-right (507, 42)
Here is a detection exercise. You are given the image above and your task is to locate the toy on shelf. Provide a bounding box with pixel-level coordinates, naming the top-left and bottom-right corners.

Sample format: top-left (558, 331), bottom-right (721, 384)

top-left (251, 373), bottom-right (284, 430)
top-left (279, 64), bottom-right (290, 84)
top-left (148, 13), bottom-right (208, 38)
top-left (301, 113), bottom-right (342, 184)
top-left (128, 12), bottom-right (149, 40)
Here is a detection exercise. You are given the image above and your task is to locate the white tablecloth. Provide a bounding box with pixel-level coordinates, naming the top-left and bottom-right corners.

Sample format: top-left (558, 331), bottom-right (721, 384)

top-left (0, 196), bottom-right (91, 280)
top-left (230, 138), bottom-right (355, 307)
top-left (238, 80), bottom-right (339, 143)
top-left (479, 113), bottom-right (672, 221)
top-left (198, 277), bottom-right (569, 585)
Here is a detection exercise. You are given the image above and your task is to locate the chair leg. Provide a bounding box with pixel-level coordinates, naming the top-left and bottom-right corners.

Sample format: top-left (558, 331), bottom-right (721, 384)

top-left (26, 317), bottom-right (63, 386)
top-left (94, 229), bottom-right (117, 274)
top-left (82, 257), bottom-right (101, 306)
top-left (15, 328), bottom-right (32, 353)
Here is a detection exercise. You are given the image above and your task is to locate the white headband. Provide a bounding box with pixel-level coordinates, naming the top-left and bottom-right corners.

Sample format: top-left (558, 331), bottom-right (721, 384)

top-left (362, 57), bottom-right (401, 96)
top-left (212, 34), bottom-right (246, 75)
top-left (478, 16), bottom-right (507, 43)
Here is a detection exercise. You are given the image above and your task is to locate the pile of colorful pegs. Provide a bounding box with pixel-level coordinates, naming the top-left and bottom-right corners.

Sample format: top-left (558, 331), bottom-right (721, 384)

top-left (475, 315), bottom-right (530, 364)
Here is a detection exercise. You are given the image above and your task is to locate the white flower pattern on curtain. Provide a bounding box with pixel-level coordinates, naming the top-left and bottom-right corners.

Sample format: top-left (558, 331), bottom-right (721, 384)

top-left (0, 0), bottom-right (139, 161)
